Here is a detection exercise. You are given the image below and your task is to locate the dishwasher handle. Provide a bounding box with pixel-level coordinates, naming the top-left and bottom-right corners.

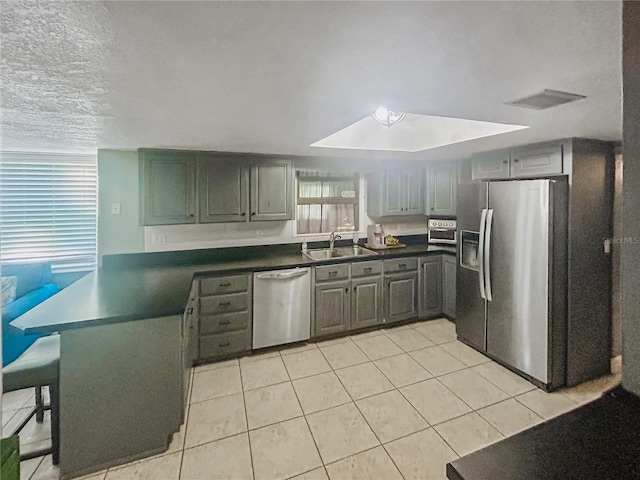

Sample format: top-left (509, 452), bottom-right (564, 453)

top-left (255, 269), bottom-right (309, 280)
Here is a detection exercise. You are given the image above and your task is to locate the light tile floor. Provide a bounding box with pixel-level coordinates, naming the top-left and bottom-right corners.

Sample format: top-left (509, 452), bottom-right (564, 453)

top-left (4, 318), bottom-right (621, 480)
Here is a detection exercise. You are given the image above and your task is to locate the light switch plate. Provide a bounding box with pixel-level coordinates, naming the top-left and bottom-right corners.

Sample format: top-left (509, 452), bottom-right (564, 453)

top-left (111, 203), bottom-right (121, 215)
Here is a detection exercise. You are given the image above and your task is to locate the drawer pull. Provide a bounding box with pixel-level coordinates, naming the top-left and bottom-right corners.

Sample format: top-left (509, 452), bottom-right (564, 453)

top-left (219, 282), bottom-right (231, 287)
top-left (329, 271), bottom-right (337, 277)
top-left (219, 342), bottom-right (231, 348)
top-left (219, 320), bottom-right (231, 326)
top-left (364, 267), bottom-right (372, 273)
top-left (399, 264), bottom-right (407, 269)
top-left (219, 301), bottom-right (231, 306)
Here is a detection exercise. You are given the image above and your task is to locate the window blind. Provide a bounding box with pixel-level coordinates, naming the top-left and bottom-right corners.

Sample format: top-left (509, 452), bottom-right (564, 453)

top-left (0, 152), bottom-right (98, 273)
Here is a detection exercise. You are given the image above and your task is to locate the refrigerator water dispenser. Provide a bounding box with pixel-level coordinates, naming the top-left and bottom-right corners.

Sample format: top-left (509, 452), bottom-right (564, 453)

top-left (460, 231), bottom-right (480, 271)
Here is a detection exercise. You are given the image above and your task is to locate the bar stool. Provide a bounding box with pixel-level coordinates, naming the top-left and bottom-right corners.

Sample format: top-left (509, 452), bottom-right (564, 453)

top-left (2, 335), bottom-right (60, 464)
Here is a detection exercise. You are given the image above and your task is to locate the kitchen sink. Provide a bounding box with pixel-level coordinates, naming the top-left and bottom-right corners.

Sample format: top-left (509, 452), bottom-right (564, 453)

top-left (303, 246), bottom-right (378, 261)
top-left (303, 248), bottom-right (344, 261)
top-left (334, 246), bottom-right (378, 257)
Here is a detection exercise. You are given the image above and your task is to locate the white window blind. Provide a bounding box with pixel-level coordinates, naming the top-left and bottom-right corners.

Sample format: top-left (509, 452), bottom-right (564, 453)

top-left (0, 152), bottom-right (98, 273)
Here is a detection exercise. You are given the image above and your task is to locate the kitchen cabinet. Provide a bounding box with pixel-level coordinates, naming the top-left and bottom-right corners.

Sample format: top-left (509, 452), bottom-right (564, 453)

top-left (140, 149), bottom-right (197, 225)
top-left (471, 151), bottom-right (511, 181)
top-left (367, 169), bottom-right (425, 217)
top-left (442, 254), bottom-right (456, 319)
top-left (196, 273), bottom-right (252, 360)
top-left (470, 142), bottom-right (563, 181)
top-left (314, 281), bottom-right (350, 336)
top-left (383, 257), bottom-right (419, 323)
top-left (198, 156), bottom-right (248, 223)
top-left (419, 256), bottom-right (442, 318)
top-left (510, 144), bottom-right (563, 178)
top-left (250, 159), bottom-right (293, 221)
top-left (427, 162), bottom-right (457, 216)
top-left (140, 150), bottom-right (293, 225)
top-left (313, 260), bottom-right (383, 336)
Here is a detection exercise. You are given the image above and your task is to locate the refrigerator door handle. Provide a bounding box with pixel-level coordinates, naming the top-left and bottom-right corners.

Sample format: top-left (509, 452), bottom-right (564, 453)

top-left (478, 208), bottom-right (488, 300)
top-left (484, 208), bottom-right (494, 301)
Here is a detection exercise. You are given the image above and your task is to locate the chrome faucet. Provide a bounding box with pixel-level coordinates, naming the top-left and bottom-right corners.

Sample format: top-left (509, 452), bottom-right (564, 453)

top-left (329, 231), bottom-right (341, 250)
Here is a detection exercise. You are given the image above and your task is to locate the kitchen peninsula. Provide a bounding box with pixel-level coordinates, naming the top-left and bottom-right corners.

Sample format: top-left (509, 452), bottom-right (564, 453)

top-left (11, 240), bottom-right (454, 479)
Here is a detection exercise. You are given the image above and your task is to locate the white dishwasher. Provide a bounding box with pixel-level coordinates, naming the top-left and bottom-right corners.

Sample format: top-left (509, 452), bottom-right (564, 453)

top-left (252, 267), bottom-right (311, 349)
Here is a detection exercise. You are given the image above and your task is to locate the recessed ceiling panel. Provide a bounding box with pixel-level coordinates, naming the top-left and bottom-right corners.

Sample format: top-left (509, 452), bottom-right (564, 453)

top-left (310, 113), bottom-right (529, 152)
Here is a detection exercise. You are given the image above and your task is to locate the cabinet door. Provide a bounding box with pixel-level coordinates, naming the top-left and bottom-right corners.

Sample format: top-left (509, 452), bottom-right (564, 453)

top-left (510, 144), bottom-right (563, 178)
top-left (443, 255), bottom-right (457, 319)
top-left (141, 150), bottom-right (196, 225)
top-left (405, 170), bottom-right (425, 214)
top-left (428, 163), bottom-right (457, 216)
top-left (250, 160), bottom-right (292, 221)
top-left (315, 281), bottom-right (350, 336)
top-left (385, 272), bottom-right (419, 323)
top-left (351, 277), bottom-right (383, 330)
top-left (198, 157), bottom-right (248, 223)
top-left (471, 151), bottom-right (510, 180)
top-left (419, 256), bottom-right (442, 318)
top-left (383, 171), bottom-right (405, 215)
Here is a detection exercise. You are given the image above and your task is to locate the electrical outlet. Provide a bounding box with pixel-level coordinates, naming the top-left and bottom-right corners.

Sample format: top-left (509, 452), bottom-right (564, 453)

top-left (256, 230), bottom-right (264, 239)
top-left (153, 234), bottom-right (166, 245)
top-left (111, 203), bottom-right (121, 215)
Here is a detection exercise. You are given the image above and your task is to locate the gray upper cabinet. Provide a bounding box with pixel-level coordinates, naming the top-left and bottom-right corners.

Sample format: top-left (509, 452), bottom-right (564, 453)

top-left (427, 163), bottom-right (457, 216)
top-left (351, 276), bottom-right (383, 329)
top-left (314, 281), bottom-right (350, 336)
top-left (198, 156), bottom-right (248, 223)
top-left (250, 159), bottom-right (293, 221)
top-left (471, 142), bottom-right (564, 181)
top-left (419, 256), bottom-right (442, 318)
top-left (442, 255), bottom-right (456, 319)
top-left (471, 151), bottom-right (510, 181)
top-left (510, 144), bottom-right (563, 178)
top-left (140, 150), bottom-right (197, 225)
top-left (368, 169), bottom-right (425, 217)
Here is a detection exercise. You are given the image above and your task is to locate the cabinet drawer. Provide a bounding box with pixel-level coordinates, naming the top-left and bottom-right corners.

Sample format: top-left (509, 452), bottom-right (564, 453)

top-left (200, 311), bottom-right (250, 335)
top-left (315, 263), bottom-right (350, 282)
top-left (200, 275), bottom-right (249, 295)
top-left (199, 330), bottom-right (251, 359)
top-left (351, 260), bottom-right (382, 278)
top-left (200, 292), bottom-right (248, 314)
top-left (384, 257), bottom-right (418, 273)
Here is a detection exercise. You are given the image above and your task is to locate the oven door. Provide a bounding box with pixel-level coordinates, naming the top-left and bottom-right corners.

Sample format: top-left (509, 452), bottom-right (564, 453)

top-left (428, 228), bottom-right (457, 244)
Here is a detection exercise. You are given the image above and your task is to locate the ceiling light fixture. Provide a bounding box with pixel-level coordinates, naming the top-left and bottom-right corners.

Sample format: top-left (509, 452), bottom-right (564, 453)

top-left (372, 106), bottom-right (405, 127)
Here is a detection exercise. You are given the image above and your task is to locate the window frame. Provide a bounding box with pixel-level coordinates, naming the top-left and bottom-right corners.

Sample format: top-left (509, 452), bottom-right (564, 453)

top-left (294, 171), bottom-right (361, 237)
top-left (0, 151), bottom-right (98, 273)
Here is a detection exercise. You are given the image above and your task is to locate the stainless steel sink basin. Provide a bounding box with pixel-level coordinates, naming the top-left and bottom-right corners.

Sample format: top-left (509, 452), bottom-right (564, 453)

top-left (335, 246), bottom-right (378, 257)
top-left (303, 248), bottom-right (344, 261)
top-left (303, 246), bottom-right (378, 261)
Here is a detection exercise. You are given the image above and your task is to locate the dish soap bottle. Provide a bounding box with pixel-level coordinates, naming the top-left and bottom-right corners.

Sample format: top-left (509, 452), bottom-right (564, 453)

top-left (301, 238), bottom-right (308, 253)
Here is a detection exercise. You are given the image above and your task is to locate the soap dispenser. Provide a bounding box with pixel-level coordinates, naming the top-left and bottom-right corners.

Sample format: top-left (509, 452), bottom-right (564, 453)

top-left (301, 238), bottom-right (308, 253)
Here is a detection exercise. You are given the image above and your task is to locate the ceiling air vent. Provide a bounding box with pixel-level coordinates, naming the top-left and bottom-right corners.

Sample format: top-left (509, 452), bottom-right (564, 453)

top-left (506, 89), bottom-right (586, 110)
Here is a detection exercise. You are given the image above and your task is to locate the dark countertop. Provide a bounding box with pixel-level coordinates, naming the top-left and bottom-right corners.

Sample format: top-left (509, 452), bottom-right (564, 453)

top-left (447, 386), bottom-right (640, 480)
top-left (11, 241), bottom-right (455, 335)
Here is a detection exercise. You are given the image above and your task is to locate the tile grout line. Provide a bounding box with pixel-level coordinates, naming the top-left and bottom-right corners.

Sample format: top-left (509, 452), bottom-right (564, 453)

top-left (238, 358), bottom-right (256, 480)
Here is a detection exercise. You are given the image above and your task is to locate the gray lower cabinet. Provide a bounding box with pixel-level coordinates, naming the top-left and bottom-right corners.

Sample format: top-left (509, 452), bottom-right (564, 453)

top-left (197, 274), bottom-right (252, 360)
top-left (442, 254), bottom-right (456, 319)
top-left (419, 256), bottom-right (442, 318)
top-left (427, 162), bottom-right (457, 216)
top-left (314, 280), bottom-right (350, 336)
top-left (351, 276), bottom-right (383, 329)
top-left (140, 149), bottom-right (197, 225)
top-left (383, 257), bottom-right (419, 323)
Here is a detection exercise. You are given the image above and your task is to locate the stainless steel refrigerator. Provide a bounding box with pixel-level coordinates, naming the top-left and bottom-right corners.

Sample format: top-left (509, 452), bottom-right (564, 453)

top-left (457, 178), bottom-right (568, 389)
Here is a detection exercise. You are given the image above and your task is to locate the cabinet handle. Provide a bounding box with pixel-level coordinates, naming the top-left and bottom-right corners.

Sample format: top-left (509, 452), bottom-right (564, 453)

top-left (251, 212), bottom-right (256, 216)
top-left (431, 207), bottom-right (434, 210)
top-left (219, 301), bottom-right (231, 306)
top-left (241, 212), bottom-right (246, 216)
top-left (187, 307), bottom-right (194, 314)
top-left (219, 320), bottom-right (231, 325)
top-left (190, 214), bottom-right (195, 217)
top-left (399, 264), bottom-right (407, 269)
top-left (345, 287), bottom-right (349, 293)
top-left (364, 267), bottom-right (372, 273)
top-left (219, 342), bottom-right (230, 348)
top-left (329, 271), bottom-right (337, 278)
top-left (513, 159), bottom-right (519, 163)
top-left (219, 282), bottom-right (231, 287)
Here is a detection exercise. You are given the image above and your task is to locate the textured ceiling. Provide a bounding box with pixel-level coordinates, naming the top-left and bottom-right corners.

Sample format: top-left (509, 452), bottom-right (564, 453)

top-left (0, 1), bottom-right (622, 161)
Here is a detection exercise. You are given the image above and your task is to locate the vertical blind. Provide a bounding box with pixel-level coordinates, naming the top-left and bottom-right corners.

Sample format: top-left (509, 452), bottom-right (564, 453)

top-left (0, 152), bottom-right (98, 273)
